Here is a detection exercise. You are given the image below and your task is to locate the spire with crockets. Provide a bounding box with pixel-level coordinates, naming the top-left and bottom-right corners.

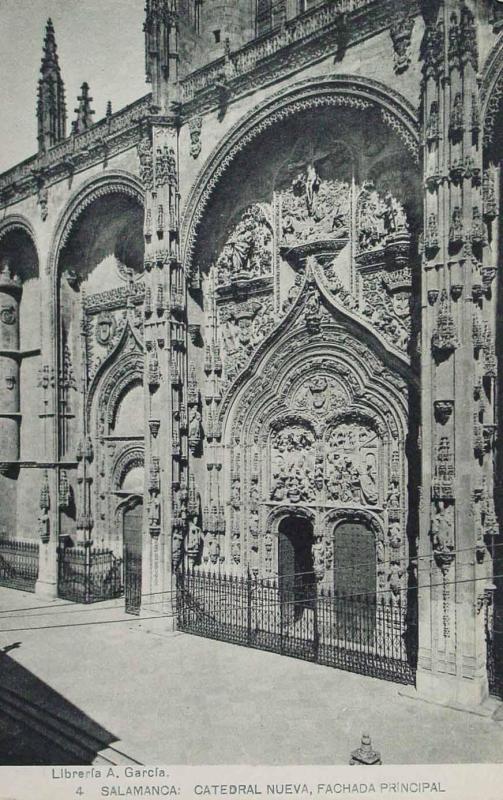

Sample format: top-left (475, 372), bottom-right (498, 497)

top-left (37, 18), bottom-right (67, 152)
top-left (72, 82), bottom-right (95, 135)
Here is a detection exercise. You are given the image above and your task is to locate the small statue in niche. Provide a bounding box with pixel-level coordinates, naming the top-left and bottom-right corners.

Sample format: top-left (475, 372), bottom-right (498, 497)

top-left (148, 492), bottom-right (161, 529)
top-left (305, 290), bottom-right (321, 332)
top-left (231, 534), bottom-right (241, 565)
top-left (384, 192), bottom-right (408, 233)
top-left (388, 522), bottom-right (402, 550)
top-left (449, 206), bottom-right (464, 245)
top-left (376, 539), bottom-right (385, 564)
top-left (172, 531), bottom-right (184, 570)
top-left (426, 101), bottom-right (439, 141)
top-left (188, 407), bottom-right (202, 453)
top-left (450, 92), bottom-right (464, 134)
top-left (360, 462), bottom-right (379, 505)
top-left (386, 482), bottom-right (400, 511)
top-left (227, 217), bottom-right (255, 274)
top-left (230, 478), bottom-right (241, 509)
top-left (270, 472), bottom-right (286, 501)
top-left (147, 343), bottom-right (160, 388)
top-left (305, 163), bottom-right (320, 216)
top-left (312, 534), bottom-right (325, 580)
top-left (206, 535), bottom-right (221, 565)
top-left (38, 509), bottom-right (50, 543)
top-left (186, 517), bottom-right (202, 564)
top-left (389, 562), bottom-right (403, 597)
top-left (263, 531), bottom-right (273, 573)
top-left (431, 500), bottom-right (454, 555)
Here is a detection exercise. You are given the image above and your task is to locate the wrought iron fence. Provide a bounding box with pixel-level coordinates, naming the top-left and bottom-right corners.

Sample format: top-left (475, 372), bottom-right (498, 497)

top-left (58, 545), bottom-right (123, 603)
top-left (124, 551), bottom-right (142, 616)
top-left (0, 539), bottom-right (39, 592)
top-left (486, 599), bottom-right (503, 700)
top-left (177, 568), bottom-right (417, 685)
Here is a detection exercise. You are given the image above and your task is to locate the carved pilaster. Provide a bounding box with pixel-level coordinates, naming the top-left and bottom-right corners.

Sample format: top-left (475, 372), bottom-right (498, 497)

top-left (418, 0), bottom-right (492, 706)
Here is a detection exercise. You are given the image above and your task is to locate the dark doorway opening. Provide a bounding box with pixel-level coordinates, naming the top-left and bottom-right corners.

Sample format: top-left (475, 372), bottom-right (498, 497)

top-left (333, 520), bottom-right (376, 599)
top-left (123, 498), bottom-right (142, 616)
top-left (333, 519), bottom-right (377, 642)
top-left (278, 515), bottom-right (315, 623)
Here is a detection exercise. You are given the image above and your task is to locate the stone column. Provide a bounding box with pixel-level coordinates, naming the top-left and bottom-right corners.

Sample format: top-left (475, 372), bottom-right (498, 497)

top-left (417, 0), bottom-right (494, 707)
top-left (0, 261), bottom-right (22, 470)
top-left (140, 118), bottom-right (184, 623)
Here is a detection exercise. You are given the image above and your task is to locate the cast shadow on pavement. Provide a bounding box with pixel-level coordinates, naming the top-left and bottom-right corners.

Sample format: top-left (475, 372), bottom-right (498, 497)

top-left (0, 642), bottom-right (119, 765)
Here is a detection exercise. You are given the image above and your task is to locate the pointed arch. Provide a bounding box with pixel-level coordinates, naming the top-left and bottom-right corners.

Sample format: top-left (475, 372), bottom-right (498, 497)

top-left (181, 74), bottom-right (419, 278)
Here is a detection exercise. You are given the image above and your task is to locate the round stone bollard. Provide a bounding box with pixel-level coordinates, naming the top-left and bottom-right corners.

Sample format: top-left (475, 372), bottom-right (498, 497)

top-left (349, 733), bottom-right (382, 765)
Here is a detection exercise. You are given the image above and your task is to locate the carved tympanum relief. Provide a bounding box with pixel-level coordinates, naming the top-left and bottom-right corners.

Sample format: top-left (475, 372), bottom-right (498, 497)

top-left (279, 172), bottom-right (351, 248)
top-left (215, 204), bottom-right (272, 287)
top-left (205, 164), bottom-right (414, 410)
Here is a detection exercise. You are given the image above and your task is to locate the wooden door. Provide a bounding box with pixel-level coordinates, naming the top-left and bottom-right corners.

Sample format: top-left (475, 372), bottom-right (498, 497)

top-left (333, 521), bottom-right (376, 598)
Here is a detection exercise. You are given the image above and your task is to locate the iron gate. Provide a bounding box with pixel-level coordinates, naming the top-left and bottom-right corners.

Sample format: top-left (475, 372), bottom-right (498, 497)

top-left (0, 539), bottom-right (39, 592)
top-left (58, 545), bottom-right (123, 603)
top-left (486, 596), bottom-right (503, 700)
top-left (124, 551), bottom-right (142, 615)
top-left (177, 568), bottom-right (417, 685)
top-left (123, 500), bottom-right (143, 615)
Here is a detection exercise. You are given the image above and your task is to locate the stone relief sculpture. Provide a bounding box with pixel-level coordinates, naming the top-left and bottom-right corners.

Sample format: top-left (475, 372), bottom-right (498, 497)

top-left (356, 180), bottom-right (409, 254)
top-left (270, 425), bottom-right (317, 503)
top-left (280, 169), bottom-right (350, 247)
top-left (215, 204), bottom-right (272, 286)
top-left (325, 424), bottom-right (379, 506)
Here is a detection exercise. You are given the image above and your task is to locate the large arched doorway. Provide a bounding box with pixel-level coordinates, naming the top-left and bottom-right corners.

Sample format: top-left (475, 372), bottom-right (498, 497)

top-left (278, 515), bottom-right (315, 624)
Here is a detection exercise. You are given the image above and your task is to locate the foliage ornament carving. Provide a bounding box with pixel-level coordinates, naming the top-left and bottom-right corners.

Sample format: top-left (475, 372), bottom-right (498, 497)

top-left (137, 137), bottom-right (154, 192)
top-left (155, 144), bottom-right (177, 188)
top-left (431, 290), bottom-right (458, 357)
top-left (432, 436), bottom-right (454, 501)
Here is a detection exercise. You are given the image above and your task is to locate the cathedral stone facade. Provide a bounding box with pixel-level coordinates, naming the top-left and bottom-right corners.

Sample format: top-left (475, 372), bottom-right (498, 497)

top-left (1, 0), bottom-right (503, 708)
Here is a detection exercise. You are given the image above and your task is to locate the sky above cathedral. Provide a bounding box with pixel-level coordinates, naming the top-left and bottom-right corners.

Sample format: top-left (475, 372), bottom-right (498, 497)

top-left (0, 0), bottom-right (146, 173)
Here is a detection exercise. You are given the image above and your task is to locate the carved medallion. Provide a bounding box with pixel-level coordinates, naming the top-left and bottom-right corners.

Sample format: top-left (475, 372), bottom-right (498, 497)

top-left (95, 311), bottom-right (117, 346)
top-left (293, 374), bottom-right (348, 416)
top-left (0, 304), bottom-right (16, 325)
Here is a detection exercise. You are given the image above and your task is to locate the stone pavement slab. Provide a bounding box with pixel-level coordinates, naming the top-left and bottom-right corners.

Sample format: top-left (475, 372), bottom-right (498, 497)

top-left (0, 587), bottom-right (502, 765)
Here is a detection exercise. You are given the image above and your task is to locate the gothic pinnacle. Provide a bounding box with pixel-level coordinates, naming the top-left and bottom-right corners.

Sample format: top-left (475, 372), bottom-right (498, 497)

top-left (41, 18), bottom-right (58, 70)
top-left (72, 82), bottom-right (95, 135)
top-left (37, 17), bottom-right (66, 152)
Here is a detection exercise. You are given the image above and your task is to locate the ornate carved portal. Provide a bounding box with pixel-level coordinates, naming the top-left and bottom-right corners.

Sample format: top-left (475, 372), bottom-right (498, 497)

top-left (198, 271), bottom-right (411, 603)
top-left (191, 125), bottom-right (416, 607)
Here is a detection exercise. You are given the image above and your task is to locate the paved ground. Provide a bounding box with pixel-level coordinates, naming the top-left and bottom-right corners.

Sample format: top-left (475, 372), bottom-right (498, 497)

top-left (0, 586), bottom-right (502, 765)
